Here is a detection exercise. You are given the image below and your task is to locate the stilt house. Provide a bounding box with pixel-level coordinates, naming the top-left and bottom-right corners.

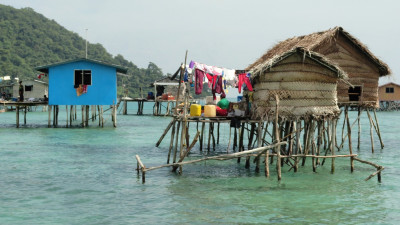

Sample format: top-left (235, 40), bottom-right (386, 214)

top-left (378, 82), bottom-right (400, 102)
top-left (12, 80), bottom-right (48, 100)
top-left (35, 58), bottom-right (127, 106)
top-left (247, 27), bottom-right (391, 108)
top-left (249, 47), bottom-right (347, 120)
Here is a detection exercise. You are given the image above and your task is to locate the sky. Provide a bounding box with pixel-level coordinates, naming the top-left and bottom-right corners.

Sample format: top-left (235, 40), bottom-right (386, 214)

top-left (1, 0), bottom-right (399, 85)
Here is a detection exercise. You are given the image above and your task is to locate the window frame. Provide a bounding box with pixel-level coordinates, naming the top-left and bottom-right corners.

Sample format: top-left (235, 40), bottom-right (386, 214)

top-left (74, 69), bottom-right (92, 86)
top-left (24, 85), bottom-right (33, 92)
top-left (385, 87), bottom-right (394, 93)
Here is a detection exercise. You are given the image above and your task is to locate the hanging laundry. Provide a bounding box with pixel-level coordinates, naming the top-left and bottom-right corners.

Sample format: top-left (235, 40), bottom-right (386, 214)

top-left (195, 69), bottom-right (205, 95)
top-left (223, 69), bottom-right (236, 81)
top-left (189, 60), bottom-right (195, 69)
top-left (82, 85), bottom-right (88, 94)
top-left (204, 65), bottom-right (214, 74)
top-left (212, 66), bottom-right (222, 76)
top-left (238, 73), bottom-right (253, 93)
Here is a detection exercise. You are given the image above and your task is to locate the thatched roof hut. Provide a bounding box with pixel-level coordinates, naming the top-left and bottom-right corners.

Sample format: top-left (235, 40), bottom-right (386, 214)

top-left (247, 27), bottom-right (391, 108)
top-left (249, 47), bottom-right (346, 120)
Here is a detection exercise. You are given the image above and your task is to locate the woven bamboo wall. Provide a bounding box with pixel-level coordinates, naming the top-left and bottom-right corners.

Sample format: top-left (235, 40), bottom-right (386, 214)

top-left (317, 34), bottom-right (380, 107)
top-left (251, 53), bottom-right (339, 120)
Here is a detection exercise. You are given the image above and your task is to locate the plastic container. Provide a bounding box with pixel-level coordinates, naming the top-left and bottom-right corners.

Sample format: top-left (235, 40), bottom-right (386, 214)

top-left (204, 105), bottom-right (216, 117)
top-left (190, 104), bottom-right (201, 116)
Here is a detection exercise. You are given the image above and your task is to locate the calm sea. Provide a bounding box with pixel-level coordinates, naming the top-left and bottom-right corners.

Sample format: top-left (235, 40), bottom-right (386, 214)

top-left (0, 104), bottom-right (399, 224)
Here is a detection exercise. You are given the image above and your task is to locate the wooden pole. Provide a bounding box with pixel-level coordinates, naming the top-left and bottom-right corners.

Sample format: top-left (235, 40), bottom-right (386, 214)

top-left (114, 104), bottom-right (117, 127)
top-left (245, 123), bottom-right (256, 169)
top-left (357, 107), bottom-right (361, 149)
top-left (101, 105), bottom-right (104, 127)
top-left (48, 105), bottom-right (52, 127)
top-left (156, 119), bottom-right (175, 147)
top-left (366, 109), bottom-right (374, 153)
top-left (167, 119), bottom-right (176, 164)
top-left (66, 105), bottom-right (69, 128)
top-left (172, 120), bottom-right (181, 163)
top-left (200, 121), bottom-right (205, 151)
top-left (23, 106), bottom-right (27, 125)
top-left (255, 121), bottom-right (262, 173)
top-left (274, 95), bottom-right (281, 181)
top-left (70, 105), bottom-right (73, 127)
top-left (373, 109), bottom-right (384, 149)
top-left (16, 106), bottom-right (19, 128)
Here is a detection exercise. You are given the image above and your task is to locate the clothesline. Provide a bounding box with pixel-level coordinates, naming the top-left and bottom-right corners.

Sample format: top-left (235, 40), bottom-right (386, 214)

top-left (188, 60), bottom-right (253, 98)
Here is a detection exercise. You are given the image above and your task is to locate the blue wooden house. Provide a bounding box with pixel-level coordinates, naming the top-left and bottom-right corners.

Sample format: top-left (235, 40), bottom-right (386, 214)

top-left (35, 58), bottom-right (128, 106)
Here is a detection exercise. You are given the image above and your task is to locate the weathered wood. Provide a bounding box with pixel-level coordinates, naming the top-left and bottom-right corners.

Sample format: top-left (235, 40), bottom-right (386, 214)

top-left (167, 120), bottom-right (176, 164)
top-left (172, 131), bottom-right (200, 172)
top-left (373, 109), bottom-right (384, 149)
top-left (155, 119), bottom-right (175, 147)
top-left (366, 110), bottom-right (374, 153)
top-left (143, 141), bottom-right (287, 172)
top-left (274, 95), bottom-right (281, 181)
top-left (357, 107), bottom-right (361, 149)
top-left (48, 105), bottom-right (52, 127)
top-left (24, 106), bottom-right (27, 125)
top-left (66, 105), bottom-right (68, 128)
top-left (135, 155), bottom-right (146, 183)
top-left (172, 120), bottom-right (181, 163)
top-left (16, 106), bottom-right (19, 128)
top-left (365, 167), bottom-right (384, 182)
top-left (200, 122), bottom-right (205, 151)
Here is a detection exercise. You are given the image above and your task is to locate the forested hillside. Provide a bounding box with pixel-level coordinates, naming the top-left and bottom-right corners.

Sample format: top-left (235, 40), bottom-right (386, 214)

top-left (0, 4), bottom-right (165, 97)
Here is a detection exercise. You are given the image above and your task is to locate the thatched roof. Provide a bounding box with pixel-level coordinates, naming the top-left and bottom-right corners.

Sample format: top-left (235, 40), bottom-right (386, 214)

top-left (250, 47), bottom-right (347, 79)
top-left (247, 27), bottom-right (391, 76)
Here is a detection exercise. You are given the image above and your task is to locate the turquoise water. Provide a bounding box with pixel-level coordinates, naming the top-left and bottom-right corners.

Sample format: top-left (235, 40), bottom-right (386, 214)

top-left (0, 104), bottom-right (399, 224)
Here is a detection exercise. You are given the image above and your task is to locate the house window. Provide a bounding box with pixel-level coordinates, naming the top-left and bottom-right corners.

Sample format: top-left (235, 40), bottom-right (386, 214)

top-left (74, 70), bottom-right (92, 86)
top-left (348, 86), bottom-right (362, 101)
top-left (386, 87), bottom-right (394, 93)
top-left (25, 85), bottom-right (33, 92)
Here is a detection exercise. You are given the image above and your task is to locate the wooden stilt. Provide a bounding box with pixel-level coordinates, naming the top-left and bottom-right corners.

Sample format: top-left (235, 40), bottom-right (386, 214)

top-left (211, 123), bottom-right (215, 151)
top-left (200, 121), bottom-right (205, 152)
top-left (366, 109), bottom-right (374, 153)
top-left (294, 120), bottom-right (300, 172)
top-left (217, 122), bottom-right (220, 145)
top-left (81, 105), bottom-right (85, 127)
top-left (156, 119), bottom-right (175, 146)
top-left (56, 105), bottom-right (59, 127)
top-left (340, 106), bottom-right (347, 148)
top-left (167, 120), bottom-right (176, 164)
top-left (207, 122), bottom-right (211, 152)
top-left (255, 121), bottom-right (262, 173)
top-left (245, 123), bottom-right (256, 169)
top-left (331, 119), bottom-right (336, 173)
top-left (172, 120), bottom-right (181, 163)
top-left (16, 106), bottom-right (20, 128)
top-left (101, 106), bottom-right (104, 127)
top-left (48, 105), bottom-right (52, 128)
top-left (357, 107), bottom-right (361, 149)
top-left (373, 109), bottom-right (384, 149)
top-left (265, 151), bottom-right (270, 177)
top-left (233, 126), bottom-right (238, 151)
top-left (70, 105), bottom-right (73, 127)
top-left (66, 105), bottom-right (69, 128)
top-left (23, 106), bottom-right (27, 125)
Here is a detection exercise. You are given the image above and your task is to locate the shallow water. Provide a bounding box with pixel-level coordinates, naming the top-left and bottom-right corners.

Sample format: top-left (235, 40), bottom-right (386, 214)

top-left (0, 105), bottom-right (399, 224)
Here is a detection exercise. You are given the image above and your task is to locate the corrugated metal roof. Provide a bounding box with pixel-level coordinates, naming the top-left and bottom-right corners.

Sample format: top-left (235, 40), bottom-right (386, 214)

top-left (35, 58), bottom-right (128, 74)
